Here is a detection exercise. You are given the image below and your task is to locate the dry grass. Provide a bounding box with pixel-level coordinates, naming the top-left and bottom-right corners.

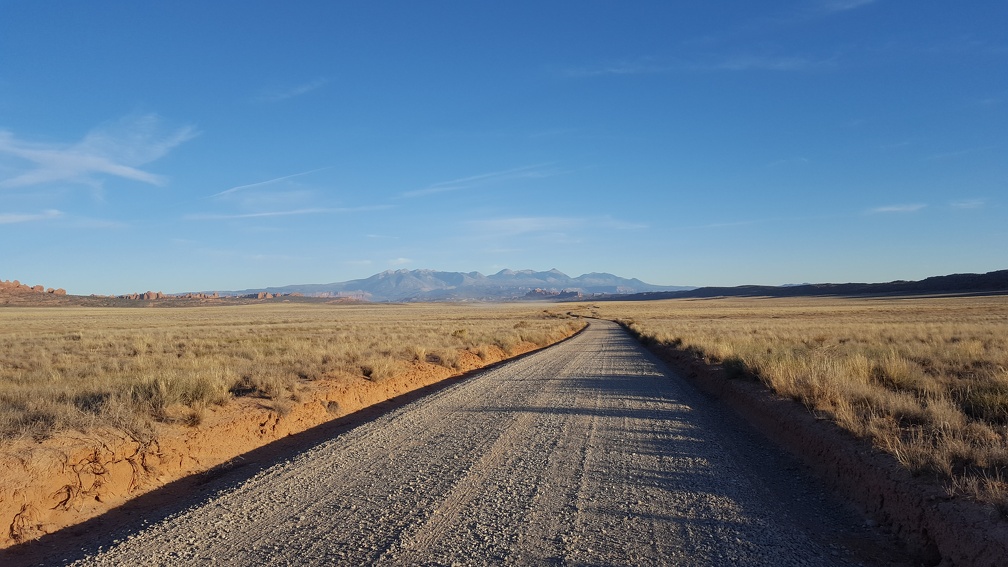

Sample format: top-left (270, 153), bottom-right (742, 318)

top-left (586, 296), bottom-right (1008, 513)
top-left (0, 303), bottom-right (581, 442)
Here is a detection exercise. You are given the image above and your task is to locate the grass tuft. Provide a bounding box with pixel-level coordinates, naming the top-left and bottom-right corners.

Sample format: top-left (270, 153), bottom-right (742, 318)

top-left (596, 296), bottom-right (1008, 513)
top-left (0, 304), bottom-right (583, 440)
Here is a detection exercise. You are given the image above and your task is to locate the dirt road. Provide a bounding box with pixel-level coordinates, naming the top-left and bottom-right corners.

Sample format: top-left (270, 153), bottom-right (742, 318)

top-left (52, 320), bottom-right (900, 566)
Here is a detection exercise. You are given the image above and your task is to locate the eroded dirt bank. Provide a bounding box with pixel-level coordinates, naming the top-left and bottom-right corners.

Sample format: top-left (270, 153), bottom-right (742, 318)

top-left (624, 323), bottom-right (1008, 567)
top-left (0, 334), bottom-right (578, 550)
top-left (6, 320), bottom-right (907, 566)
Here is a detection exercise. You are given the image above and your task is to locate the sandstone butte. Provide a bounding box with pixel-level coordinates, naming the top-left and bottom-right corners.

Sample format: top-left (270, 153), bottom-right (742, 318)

top-left (0, 280), bottom-right (66, 296)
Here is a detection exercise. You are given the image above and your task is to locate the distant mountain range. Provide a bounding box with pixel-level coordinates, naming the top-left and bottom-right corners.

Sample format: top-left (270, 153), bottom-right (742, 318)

top-left (607, 269), bottom-right (1008, 301)
top-left (220, 268), bottom-right (692, 302)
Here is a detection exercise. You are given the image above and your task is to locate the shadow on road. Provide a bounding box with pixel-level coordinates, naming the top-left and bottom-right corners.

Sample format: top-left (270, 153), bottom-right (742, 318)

top-left (2, 370), bottom-right (477, 566)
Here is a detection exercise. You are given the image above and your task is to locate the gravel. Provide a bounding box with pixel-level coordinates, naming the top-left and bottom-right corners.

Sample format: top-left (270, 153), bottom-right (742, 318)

top-left (61, 320), bottom-right (903, 566)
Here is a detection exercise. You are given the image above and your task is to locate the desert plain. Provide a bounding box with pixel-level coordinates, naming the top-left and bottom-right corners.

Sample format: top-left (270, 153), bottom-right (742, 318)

top-left (1, 292), bottom-right (1007, 564)
top-left (0, 300), bottom-right (583, 547)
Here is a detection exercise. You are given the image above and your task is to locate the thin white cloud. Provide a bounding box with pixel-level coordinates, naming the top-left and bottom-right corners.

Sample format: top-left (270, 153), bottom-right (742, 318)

top-left (820, 0), bottom-right (876, 13)
top-left (0, 114), bottom-right (197, 189)
top-left (766, 157), bottom-right (810, 168)
top-left (211, 167), bottom-right (331, 198)
top-left (473, 216), bottom-right (580, 236)
top-left (246, 253), bottom-right (304, 262)
top-left (567, 53), bottom-right (832, 78)
top-left (700, 219), bottom-right (764, 229)
top-left (401, 164), bottom-right (557, 198)
top-left (715, 55), bottom-right (831, 72)
top-left (388, 257), bottom-right (412, 266)
top-left (184, 205), bottom-right (390, 221)
top-left (0, 209), bottom-right (62, 224)
top-left (674, 213), bottom-right (846, 232)
top-left (867, 204), bottom-right (927, 214)
top-left (256, 79), bottom-right (328, 103)
top-left (879, 139), bottom-right (917, 151)
top-left (682, 1), bottom-right (877, 53)
top-left (974, 97), bottom-right (1002, 107)
top-left (68, 216), bottom-right (129, 229)
top-left (951, 199), bottom-right (985, 209)
top-left (468, 215), bottom-right (646, 237)
top-left (563, 61), bottom-right (674, 78)
top-left (925, 146), bottom-right (994, 161)
top-left (528, 128), bottom-right (579, 139)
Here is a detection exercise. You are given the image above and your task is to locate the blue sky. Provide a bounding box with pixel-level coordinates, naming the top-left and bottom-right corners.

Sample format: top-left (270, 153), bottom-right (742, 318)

top-left (1, 1), bottom-right (1005, 295)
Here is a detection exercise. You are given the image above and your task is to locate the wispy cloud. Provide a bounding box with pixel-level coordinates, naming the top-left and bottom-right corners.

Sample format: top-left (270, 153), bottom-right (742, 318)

top-left (256, 79), bottom-right (328, 103)
top-left (563, 61), bottom-right (674, 78)
top-left (246, 253), bottom-right (305, 262)
top-left (0, 209), bottom-right (62, 224)
top-left (472, 216), bottom-right (579, 236)
top-left (925, 146), bottom-right (994, 161)
top-left (699, 219), bottom-right (764, 229)
top-left (68, 216), bottom-right (129, 230)
top-left (184, 205), bottom-right (389, 221)
top-left (714, 54), bottom-right (832, 72)
top-left (820, 0), bottom-right (877, 14)
top-left (388, 257), bottom-right (412, 266)
top-left (766, 157), bottom-right (810, 168)
top-left (401, 164), bottom-right (558, 198)
top-left (567, 53), bottom-right (832, 78)
top-left (468, 215), bottom-right (647, 237)
top-left (867, 204), bottom-right (927, 214)
top-left (0, 114), bottom-right (197, 189)
top-left (951, 199), bottom-right (985, 209)
top-left (211, 167), bottom-right (331, 198)
top-left (879, 139), bottom-right (918, 151)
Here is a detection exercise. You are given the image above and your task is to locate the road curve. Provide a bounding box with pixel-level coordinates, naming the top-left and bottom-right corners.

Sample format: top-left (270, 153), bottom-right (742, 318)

top-left (64, 320), bottom-right (895, 566)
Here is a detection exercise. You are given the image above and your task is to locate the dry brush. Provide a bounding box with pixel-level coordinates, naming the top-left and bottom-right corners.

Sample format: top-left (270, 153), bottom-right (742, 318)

top-left (589, 296), bottom-right (1008, 513)
top-left (0, 303), bottom-right (582, 442)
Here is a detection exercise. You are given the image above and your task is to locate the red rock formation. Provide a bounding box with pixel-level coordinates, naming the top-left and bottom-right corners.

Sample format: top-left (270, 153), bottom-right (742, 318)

top-left (1, 279), bottom-right (67, 296)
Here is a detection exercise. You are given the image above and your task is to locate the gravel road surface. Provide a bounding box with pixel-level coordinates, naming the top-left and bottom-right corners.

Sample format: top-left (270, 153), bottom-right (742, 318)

top-left (61, 320), bottom-right (902, 566)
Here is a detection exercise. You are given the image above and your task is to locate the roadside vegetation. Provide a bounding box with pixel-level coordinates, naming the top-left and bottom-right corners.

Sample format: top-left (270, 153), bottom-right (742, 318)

top-left (0, 303), bottom-right (581, 442)
top-left (588, 296), bottom-right (1008, 513)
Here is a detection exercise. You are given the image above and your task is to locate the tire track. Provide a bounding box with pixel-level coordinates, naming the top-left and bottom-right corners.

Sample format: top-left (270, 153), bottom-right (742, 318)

top-left (60, 320), bottom-right (898, 567)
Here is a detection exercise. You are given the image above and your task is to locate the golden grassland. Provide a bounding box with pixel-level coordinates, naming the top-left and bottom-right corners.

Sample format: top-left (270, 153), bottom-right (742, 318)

top-left (583, 295), bottom-right (1008, 511)
top-left (0, 303), bottom-right (581, 442)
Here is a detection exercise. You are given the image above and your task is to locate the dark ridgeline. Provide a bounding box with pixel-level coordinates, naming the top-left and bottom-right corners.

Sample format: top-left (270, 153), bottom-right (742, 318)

top-left (606, 269), bottom-right (1008, 301)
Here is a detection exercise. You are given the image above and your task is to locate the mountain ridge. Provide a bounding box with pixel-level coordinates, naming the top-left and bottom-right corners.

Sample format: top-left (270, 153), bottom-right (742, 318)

top-left (603, 269), bottom-right (1008, 301)
top-left (215, 268), bottom-right (691, 302)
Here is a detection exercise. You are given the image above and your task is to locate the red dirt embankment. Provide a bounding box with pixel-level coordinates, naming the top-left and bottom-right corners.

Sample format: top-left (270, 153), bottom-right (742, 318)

top-left (631, 329), bottom-right (1008, 567)
top-left (0, 337), bottom-right (576, 550)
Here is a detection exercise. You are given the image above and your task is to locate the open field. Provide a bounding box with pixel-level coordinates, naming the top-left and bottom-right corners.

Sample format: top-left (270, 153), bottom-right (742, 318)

top-left (19, 321), bottom-right (907, 567)
top-left (584, 296), bottom-right (1008, 512)
top-left (0, 303), bottom-right (581, 442)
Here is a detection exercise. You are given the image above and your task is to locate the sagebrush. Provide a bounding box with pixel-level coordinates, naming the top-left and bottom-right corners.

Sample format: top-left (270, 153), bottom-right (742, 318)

top-left (0, 303), bottom-right (581, 441)
top-left (586, 296), bottom-right (1008, 513)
